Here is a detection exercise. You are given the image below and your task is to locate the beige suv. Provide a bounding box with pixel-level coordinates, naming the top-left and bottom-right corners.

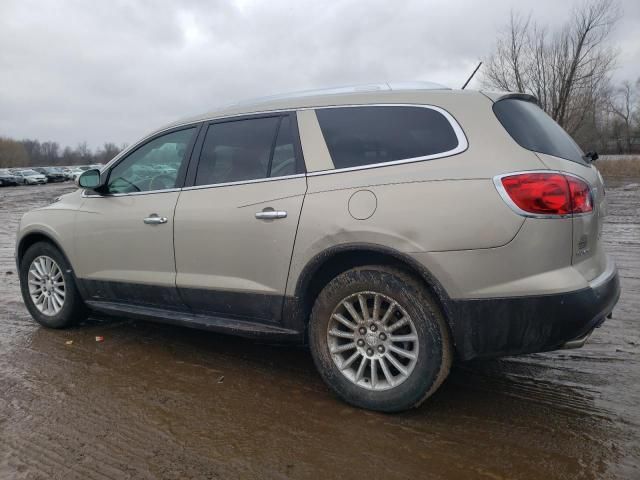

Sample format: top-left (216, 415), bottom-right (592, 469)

top-left (16, 83), bottom-right (620, 412)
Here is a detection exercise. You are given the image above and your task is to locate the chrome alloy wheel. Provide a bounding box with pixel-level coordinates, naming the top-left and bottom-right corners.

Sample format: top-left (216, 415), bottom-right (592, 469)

top-left (28, 255), bottom-right (66, 316)
top-left (327, 291), bottom-right (419, 391)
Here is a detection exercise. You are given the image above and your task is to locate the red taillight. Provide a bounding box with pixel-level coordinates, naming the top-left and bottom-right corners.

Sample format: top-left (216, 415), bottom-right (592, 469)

top-left (499, 172), bottom-right (592, 216)
top-left (566, 175), bottom-right (593, 213)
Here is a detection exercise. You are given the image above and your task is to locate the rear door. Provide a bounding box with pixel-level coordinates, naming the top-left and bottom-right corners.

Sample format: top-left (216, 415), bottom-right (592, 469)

top-left (174, 113), bottom-right (307, 324)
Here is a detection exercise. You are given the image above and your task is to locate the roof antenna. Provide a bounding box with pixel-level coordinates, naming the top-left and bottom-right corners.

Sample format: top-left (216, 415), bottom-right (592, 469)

top-left (461, 61), bottom-right (482, 90)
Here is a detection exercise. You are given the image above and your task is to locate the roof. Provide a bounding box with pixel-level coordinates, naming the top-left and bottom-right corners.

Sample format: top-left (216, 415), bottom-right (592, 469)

top-left (163, 81), bottom-right (460, 130)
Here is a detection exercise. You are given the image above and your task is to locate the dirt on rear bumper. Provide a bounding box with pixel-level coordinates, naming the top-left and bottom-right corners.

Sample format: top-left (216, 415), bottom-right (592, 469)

top-left (450, 267), bottom-right (621, 361)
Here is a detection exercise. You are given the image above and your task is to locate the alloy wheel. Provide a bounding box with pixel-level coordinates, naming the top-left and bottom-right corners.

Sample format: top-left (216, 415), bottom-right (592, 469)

top-left (28, 255), bottom-right (66, 316)
top-left (327, 291), bottom-right (419, 391)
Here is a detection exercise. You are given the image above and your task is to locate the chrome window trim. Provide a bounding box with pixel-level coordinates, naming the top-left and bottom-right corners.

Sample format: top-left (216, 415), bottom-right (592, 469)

top-left (492, 170), bottom-right (595, 219)
top-left (97, 102), bottom-right (467, 192)
top-left (304, 103), bottom-right (468, 176)
top-left (182, 173), bottom-right (305, 192)
top-left (82, 187), bottom-right (181, 198)
top-left (83, 174), bottom-right (307, 197)
top-left (102, 111), bottom-right (301, 172)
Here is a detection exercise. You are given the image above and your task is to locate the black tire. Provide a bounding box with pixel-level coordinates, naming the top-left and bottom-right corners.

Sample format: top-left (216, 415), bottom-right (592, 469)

top-left (19, 241), bottom-right (88, 328)
top-left (309, 266), bottom-right (452, 412)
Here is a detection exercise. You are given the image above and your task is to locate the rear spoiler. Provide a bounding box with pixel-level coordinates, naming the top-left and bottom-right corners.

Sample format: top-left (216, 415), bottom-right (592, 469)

top-left (480, 91), bottom-right (538, 105)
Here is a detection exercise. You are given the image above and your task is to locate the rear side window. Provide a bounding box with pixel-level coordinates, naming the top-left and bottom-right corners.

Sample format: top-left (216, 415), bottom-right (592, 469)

top-left (493, 99), bottom-right (586, 165)
top-left (315, 106), bottom-right (460, 169)
top-left (195, 115), bottom-right (298, 186)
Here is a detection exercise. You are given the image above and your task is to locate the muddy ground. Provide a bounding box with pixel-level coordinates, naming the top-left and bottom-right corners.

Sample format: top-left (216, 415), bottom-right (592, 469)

top-left (0, 180), bottom-right (638, 479)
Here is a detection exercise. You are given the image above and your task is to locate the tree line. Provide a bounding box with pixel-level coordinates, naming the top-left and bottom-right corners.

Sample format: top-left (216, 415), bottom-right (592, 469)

top-left (0, 138), bottom-right (125, 168)
top-left (482, 0), bottom-right (639, 155)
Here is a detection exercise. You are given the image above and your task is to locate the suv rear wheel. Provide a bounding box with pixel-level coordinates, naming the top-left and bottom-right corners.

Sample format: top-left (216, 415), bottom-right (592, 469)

top-left (19, 241), bottom-right (88, 328)
top-left (309, 266), bottom-right (452, 412)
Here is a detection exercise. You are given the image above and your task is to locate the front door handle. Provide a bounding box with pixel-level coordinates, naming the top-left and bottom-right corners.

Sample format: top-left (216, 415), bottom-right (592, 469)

top-left (255, 209), bottom-right (287, 220)
top-left (143, 214), bottom-right (168, 225)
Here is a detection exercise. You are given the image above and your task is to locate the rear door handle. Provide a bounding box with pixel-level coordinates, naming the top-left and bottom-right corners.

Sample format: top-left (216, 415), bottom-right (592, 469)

top-left (255, 209), bottom-right (287, 220)
top-left (143, 214), bottom-right (168, 225)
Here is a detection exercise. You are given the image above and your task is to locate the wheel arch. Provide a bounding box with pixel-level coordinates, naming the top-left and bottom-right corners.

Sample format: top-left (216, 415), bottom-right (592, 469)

top-left (291, 243), bottom-right (457, 350)
top-left (17, 231), bottom-right (75, 274)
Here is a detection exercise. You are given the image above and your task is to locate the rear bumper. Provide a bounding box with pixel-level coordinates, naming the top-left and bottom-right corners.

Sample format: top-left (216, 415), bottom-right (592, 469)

top-left (450, 262), bottom-right (621, 361)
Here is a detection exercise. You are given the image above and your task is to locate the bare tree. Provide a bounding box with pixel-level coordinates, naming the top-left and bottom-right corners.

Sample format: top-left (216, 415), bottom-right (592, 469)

top-left (76, 141), bottom-right (92, 163)
top-left (0, 137), bottom-right (30, 168)
top-left (483, 0), bottom-right (620, 144)
top-left (21, 139), bottom-right (43, 165)
top-left (96, 142), bottom-right (121, 164)
top-left (40, 141), bottom-right (60, 166)
top-left (607, 80), bottom-right (637, 152)
top-left (483, 12), bottom-right (531, 93)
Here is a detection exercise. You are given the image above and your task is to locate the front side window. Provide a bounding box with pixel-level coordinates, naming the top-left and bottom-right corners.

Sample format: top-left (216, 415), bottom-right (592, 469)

top-left (315, 106), bottom-right (460, 170)
top-left (195, 115), bottom-right (297, 186)
top-left (107, 128), bottom-right (195, 194)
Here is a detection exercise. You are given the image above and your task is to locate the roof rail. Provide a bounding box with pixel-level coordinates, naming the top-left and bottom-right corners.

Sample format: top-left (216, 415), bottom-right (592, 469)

top-left (229, 81), bottom-right (450, 107)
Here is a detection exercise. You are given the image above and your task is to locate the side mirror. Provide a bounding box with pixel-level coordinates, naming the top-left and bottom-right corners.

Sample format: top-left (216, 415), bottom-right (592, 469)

top-left (78, 169), bottom-right (104, 190)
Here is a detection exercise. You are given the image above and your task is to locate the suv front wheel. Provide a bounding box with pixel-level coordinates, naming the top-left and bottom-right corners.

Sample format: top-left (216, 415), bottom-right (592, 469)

top-left (309, 266), bottom-right (452, 412)
top-left (19, 241), bottom-right (88, 328)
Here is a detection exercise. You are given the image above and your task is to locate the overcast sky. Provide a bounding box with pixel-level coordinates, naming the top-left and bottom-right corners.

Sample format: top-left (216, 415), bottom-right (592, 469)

top-left (1, 0), bottom-right (639, 149)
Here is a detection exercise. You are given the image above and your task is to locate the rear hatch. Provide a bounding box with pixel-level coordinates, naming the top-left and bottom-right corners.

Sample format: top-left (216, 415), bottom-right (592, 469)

top-left (490, 95), bottom-right (606, 281)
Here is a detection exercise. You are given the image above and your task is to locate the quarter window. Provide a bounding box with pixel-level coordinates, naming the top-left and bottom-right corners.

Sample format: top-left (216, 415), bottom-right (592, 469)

top-left (195, 115), bottom-right (298, 186)
top-left (315, 106), bottom-right (460, 169)
top-left (107, 128), bottom-right (195, 194)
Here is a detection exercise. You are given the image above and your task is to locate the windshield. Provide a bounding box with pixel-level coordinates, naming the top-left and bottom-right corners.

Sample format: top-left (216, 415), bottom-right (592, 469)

top-left (493, 98), bottom-right (587, 165)
top-left (20, 170), bottom-right (39, 175)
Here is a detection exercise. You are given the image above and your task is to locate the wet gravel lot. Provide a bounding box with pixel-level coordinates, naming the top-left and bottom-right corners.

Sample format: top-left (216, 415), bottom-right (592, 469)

top-left (1, 181), bottom-right (638, 479)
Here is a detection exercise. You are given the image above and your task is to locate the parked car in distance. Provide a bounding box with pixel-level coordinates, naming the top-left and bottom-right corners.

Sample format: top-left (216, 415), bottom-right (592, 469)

top-left (67, 167), bottom-right (87, 182)
top-left (33, 167), bottom-right (67, 183)
top-left (60, 167), bottom-right (81, 180)
top-left (0, 168), bottom-right (19, 186)
top-left (13, 169), bottom-right (48, 185)
top-left (60, 167), bottom-right (73, 179)
top-left (15, 82), bottom-right (620, 412)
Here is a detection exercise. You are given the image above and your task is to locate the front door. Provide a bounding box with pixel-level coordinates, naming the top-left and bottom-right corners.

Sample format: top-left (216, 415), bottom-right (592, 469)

top-left (174, 113), bottom-right (307, 324)
top-left (74, 126), bottom-right (198, 307)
